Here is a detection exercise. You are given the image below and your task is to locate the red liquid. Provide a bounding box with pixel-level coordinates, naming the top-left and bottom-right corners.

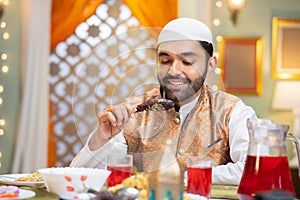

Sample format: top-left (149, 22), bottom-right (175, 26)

top-left (107, 165), bottom-right (132, 187)
top-left (187, 167), bottom-right (212, 197)
top-left (238, 155), bottom-right (295, 200)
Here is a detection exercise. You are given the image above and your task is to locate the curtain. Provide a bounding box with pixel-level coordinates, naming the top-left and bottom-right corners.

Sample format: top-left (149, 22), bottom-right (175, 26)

top-left (122, 0), bottom-right (178, 28)
top-left (51, 0), bottom-right (105, 50)
top-left (12, 0), bottom-right (51, 173)
top-left (51, 0), bottom-right (178, 51)
top-left (47, 101), bottom-right (56, 167)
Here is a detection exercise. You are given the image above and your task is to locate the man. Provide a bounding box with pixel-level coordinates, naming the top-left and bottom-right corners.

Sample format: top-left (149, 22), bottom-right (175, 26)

top-left (70, 17), bottom-right (257, 185)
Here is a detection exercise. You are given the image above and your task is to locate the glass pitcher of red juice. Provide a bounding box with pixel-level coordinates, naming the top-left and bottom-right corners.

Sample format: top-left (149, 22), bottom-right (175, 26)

top-left (238, 118), bottom-right (300, 200)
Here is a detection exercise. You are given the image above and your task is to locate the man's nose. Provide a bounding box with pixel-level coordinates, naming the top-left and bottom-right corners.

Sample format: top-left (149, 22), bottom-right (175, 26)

top-left (168, 60), bottom-right (182, 75)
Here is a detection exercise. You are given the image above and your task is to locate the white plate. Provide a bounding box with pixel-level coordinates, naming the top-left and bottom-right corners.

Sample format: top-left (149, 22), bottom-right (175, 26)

top-left (0, 189), bottom-right (35, 199)
top-left (0, 174), bottom-right (45, 188)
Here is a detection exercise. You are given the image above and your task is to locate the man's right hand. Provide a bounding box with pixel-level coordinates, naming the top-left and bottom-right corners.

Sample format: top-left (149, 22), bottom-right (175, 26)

top-left (88, 102), bottom-right (135, 150)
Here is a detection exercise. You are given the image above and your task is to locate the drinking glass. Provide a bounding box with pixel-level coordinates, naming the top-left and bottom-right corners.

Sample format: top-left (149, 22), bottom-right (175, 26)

top-left (187, 156), bottom-right (213, 199)
top-left (107, 154), bottom-right (133, 187)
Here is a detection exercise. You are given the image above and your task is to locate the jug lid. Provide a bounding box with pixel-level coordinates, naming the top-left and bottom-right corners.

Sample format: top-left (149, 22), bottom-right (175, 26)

top-left (247, 118), bottom-right (289, 132)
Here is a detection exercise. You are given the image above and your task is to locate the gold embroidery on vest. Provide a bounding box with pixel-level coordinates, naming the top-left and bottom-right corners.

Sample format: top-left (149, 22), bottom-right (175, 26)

top-left (123, 85), bottom-right (240, 171)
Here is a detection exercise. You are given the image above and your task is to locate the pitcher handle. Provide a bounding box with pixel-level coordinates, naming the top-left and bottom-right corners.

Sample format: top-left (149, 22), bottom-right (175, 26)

top-left (286, 133), bottom-right (300, 178)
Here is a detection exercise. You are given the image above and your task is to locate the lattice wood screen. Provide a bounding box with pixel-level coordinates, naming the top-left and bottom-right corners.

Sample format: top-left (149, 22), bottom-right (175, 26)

top-left (49, 0), bottom-right (158, 166)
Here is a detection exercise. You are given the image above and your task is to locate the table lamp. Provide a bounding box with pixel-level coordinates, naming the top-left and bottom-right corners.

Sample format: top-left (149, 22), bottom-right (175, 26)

top-left (272, 80), bottom-right (300, 166)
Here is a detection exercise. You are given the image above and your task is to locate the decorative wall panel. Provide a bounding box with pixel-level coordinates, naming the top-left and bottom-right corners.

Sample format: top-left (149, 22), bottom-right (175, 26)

top-left (49, 0), bottom-right (158, 166)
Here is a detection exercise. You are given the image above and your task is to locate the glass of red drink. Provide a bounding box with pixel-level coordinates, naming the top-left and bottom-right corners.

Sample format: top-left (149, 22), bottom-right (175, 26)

top-left (107, 154), bottom-right (133, 187)
top-left (187, 156), bottom-right (213, 199)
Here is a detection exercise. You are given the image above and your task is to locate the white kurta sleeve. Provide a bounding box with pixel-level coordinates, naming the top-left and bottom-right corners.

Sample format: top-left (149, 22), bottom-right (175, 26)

top-left (212, 100), bottom-right (257, 185)
top-left (70, 129), bottom-right (127, 168)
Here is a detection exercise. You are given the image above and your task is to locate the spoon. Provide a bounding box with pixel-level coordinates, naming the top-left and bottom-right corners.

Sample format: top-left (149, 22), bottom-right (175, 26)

top-left (113, 187), bottom-right (139, 199)
top-left (197, 138), bottom-right (223, 157)
top-left (87, 187), bottom-right (139, 200)
top-left (207, 138), bottom-right (222, 148)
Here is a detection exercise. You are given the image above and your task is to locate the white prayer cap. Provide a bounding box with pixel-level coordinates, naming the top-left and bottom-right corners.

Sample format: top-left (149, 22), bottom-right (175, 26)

top-left (157, 17), bottom-right (213, 46)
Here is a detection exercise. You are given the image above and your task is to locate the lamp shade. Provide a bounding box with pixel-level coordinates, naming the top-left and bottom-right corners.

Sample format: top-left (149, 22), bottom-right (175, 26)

top-left (272, 81), bottom-right (300, 110)
top-left (226, 0), bottom-right (246, 11)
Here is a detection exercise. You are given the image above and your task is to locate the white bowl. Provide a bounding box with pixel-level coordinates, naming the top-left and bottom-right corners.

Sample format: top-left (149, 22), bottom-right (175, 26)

top-left (38, 167), bottom-right (111, 199)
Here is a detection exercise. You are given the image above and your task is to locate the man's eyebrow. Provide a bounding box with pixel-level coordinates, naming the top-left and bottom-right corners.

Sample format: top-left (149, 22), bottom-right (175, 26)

top-left (179, 52), bottom-right (198, 57)
top-left (158, 51), bottom-right (198, 57)
top-left (158, 52), bottom-right (169, 57)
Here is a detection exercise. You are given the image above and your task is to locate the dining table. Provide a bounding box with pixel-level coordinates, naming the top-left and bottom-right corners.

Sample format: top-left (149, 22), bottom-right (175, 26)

top-left (0, 183), bottom-right (239, 199)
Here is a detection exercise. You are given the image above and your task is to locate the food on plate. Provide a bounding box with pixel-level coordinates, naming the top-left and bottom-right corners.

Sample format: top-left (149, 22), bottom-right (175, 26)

top-left (105, 173), bottom-right (196, 200)
top-left (0, 185), bottom-right (19, 198)
top-left (88, 190), bottom-right (115, 200)
top-left (135, 98), bottom-right (175, 112)
top-left (108, 173), bottom-right (148, 200)
top-left (15, 172), bottom-right (44, 182)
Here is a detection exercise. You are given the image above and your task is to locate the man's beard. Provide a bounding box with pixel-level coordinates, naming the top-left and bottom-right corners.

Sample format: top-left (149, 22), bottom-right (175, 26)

top-left (159, 74), bottom-right (206, 103)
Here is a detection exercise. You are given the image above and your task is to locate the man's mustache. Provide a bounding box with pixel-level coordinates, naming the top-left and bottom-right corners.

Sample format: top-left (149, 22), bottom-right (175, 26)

top-left (162, 75), bottom-right (192, 85)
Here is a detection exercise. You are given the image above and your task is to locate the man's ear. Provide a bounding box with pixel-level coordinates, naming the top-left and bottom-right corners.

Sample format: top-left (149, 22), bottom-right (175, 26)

top-left (207, 56), bottom-right (217, 75)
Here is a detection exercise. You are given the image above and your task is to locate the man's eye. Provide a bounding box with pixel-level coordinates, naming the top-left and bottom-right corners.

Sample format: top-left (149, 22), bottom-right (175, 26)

top-left (182, 60), bottom-right (193, 65)
top-left (159, 59), bottom-right (171, 65)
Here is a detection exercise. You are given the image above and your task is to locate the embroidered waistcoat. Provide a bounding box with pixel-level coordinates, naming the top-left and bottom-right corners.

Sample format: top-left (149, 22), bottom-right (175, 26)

top-left (123, 85), bottom-right (240, 172)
